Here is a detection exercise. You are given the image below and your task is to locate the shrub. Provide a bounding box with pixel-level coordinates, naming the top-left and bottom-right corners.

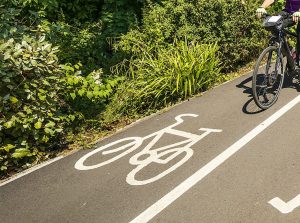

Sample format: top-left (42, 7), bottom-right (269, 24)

top-left (0, 0), bottom-right (275, 175)
top-left (0, 3), bottom-right (29, 40)
top-left (107, 39), bottom-right (221, 119)
top-left (0, 35), bottom-right (116, 173)
top-left (118, 0), bottom-right (264, 72)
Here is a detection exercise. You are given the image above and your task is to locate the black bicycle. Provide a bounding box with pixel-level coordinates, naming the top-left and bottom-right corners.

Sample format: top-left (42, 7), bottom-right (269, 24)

top-left (252, 14), bottom-right (298, 109)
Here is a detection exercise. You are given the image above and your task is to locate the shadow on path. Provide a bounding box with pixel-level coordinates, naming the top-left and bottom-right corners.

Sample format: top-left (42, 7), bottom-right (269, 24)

top-left (236, 76), bottom-right (264, 115)
top-left (283, 73), bottom-right (300, 92)
top-left (237, 73), bottom-right (300, 115)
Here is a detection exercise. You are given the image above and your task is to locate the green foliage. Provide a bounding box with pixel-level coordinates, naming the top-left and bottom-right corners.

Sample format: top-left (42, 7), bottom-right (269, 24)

top-left (269, 0), bottom-right (285, 13)
top-left (120, 0), bottom-right (264, 72)
top-left (32, 0), bottom-right (142, 73)
top-left (0, 35), bottom-right (115, 173)
top-left (0, 0), bottom-right (271, 176)
top-left (103, 0), bottom-right (266, 120)
top-left (107, 40), bottom-right (221, 118)
top-left (38, 20), bottom-right (111, 73)
top-left (1, 0), bottom-right (144, 74)
top-left (0, 3), bottom-right (29, 40)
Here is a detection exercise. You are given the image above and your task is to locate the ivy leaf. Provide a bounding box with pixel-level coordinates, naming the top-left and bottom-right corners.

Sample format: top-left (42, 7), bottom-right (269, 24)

top-left (10, 27), bottom-right (17, 34)
top-left (12, 148), bottom-right (31, 159)
top-left (78, 89), bottom-right (85, 96)
top-left (73, 77), bottom-right (79, 85)
top-left (86, 91), bottom-right (93, 99)
top-left (4, 52), bottom-right (10, 60)
top-left (24, 106), bottom-right (32, 114)
top-left (69, 115), bottom-right (75, 121)
top-left (31, 59), bottom-right (38, 66)
top-left (9, 96), bottom-right (19, 103)
top-left (70, 92), bottom-right (76, 100)
top-left (1, 166), bottom-right (7, 171)
top-left (44, 127), bottom-right (55, 136)
top-left (0, 144), bottom-right (15, 152)
top-left (17, 112), bottom-right (26, 118)
top-left (23, 124), bottom-right (29, 129)
top-left (67, 77), bottom-right (74, 85)
top-left (38, 94), bottom-right (46, 101)
top-left (45, 121), bottom-right (55, 128)
top-left (34, 121), bottom-right (43, 129)
top-left (42, 135), bottom-right (49, 142)
top-left (3, 121), bottom-right (14, 129)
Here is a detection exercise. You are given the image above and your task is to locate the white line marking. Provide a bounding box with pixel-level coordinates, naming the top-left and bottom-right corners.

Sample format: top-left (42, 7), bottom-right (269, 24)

top-left (269, 194), bottom-right (300, 214)
top-left (75, 114), bottom-right (222, 185)
top-left (0, 156), bottom-right (64, 187)
top-left (129, 95), bottom-right (300, 223)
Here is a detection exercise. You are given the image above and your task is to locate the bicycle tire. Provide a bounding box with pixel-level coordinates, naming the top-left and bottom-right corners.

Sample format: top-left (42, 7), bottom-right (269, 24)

top-left (252, 46), bottom-right (285, 110)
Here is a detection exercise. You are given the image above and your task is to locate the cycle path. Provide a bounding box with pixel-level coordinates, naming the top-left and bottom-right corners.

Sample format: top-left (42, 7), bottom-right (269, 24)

top-left (1, 72), bottom-right (300, 223)
top-left (150, 89), bottom-right (300, 223)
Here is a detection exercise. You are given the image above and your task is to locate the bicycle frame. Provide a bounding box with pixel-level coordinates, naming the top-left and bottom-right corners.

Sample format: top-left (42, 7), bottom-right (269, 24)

top-left (273, 27), bottom-right (297, 71)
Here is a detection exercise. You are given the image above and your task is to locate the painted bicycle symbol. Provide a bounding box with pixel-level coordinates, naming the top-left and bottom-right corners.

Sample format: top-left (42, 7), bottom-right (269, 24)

top-left (75, 114), bottom-right (222, 185)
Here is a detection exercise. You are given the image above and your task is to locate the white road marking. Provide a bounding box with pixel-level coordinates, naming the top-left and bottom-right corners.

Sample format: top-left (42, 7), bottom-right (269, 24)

top-left (269, 194), bottom-right (300, 214)
top-left (75, 114), bottom-right (222, 185)
top-left (0, 156), bottom-right (64, 187)
top-left (129, 95), bottom-right (300, 223)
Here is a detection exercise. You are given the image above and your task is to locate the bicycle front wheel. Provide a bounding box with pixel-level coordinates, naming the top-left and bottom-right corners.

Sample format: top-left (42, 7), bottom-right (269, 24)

top-left (252, 46), bottom-right (285, 110)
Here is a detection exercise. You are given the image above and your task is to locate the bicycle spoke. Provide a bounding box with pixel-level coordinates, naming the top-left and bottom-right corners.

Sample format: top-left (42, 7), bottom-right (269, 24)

top-left (252, 46), bottom-right (285, 109)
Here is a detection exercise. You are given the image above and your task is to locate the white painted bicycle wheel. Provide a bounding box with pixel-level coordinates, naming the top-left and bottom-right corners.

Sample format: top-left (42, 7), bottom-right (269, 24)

top-left (75, 137), bottom-right (143, 170)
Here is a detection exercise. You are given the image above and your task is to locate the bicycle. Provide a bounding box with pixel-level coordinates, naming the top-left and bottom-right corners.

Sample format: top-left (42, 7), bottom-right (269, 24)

top-left (252, 14), bottom-right (298, 109)
top-left (75, 114), bottom-right (222, 186)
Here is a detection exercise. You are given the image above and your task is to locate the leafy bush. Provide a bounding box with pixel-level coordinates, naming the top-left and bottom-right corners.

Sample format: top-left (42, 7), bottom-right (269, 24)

top-left (0, 35), bottom-right (116, 173)
top-left (106, 40), bottom-right (221, 119)
top-left (118, 0), bottom-right (264, 72)
top-left (0, 3), bottom-right (29, 40)
top-left (269, 0), bottom-right (285, 13)
top-left (0, 0), bottom-right (273, 176)
top-left (34, 0), bottom-right (142, 73)
top-left (102, 0), bottom-right (266, 120)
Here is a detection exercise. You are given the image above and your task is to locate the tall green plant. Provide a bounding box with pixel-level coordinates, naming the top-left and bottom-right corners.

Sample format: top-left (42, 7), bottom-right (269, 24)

top-left (109, 40), bottom-right (221, 116)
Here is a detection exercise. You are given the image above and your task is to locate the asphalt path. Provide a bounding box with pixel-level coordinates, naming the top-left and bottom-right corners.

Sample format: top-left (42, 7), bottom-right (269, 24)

top-left (1, 71), bottom-right (300, 223)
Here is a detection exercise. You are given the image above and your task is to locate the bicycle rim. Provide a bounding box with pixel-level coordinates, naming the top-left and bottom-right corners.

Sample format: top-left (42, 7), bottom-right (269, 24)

top-left (252, 46), bottom-right (285, 110)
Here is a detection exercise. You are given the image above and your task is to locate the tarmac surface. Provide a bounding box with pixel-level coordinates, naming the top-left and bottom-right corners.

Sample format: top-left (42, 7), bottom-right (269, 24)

top-left (1, 71), bottom-right (300, 223)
